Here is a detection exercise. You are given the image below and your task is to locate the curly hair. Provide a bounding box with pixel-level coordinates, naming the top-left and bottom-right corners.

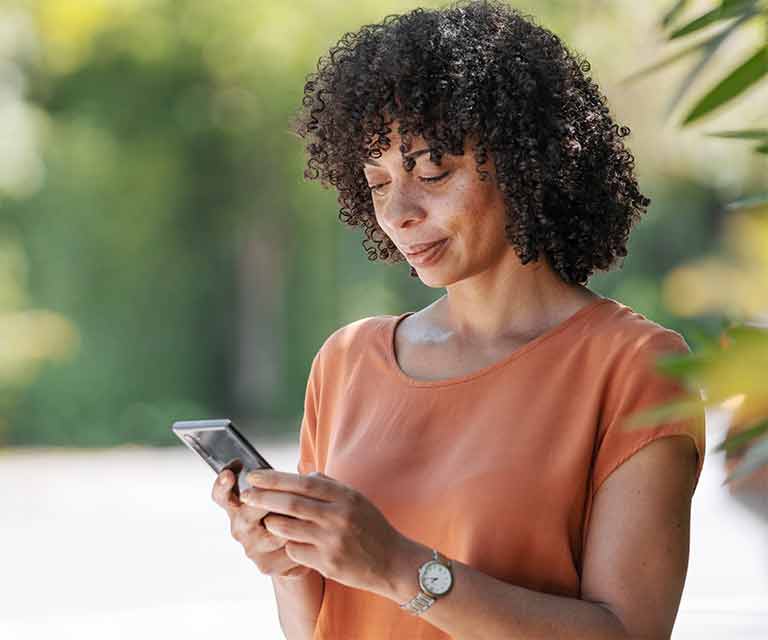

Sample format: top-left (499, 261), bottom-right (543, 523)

top-left (290, 0), bottom-right (650, 284)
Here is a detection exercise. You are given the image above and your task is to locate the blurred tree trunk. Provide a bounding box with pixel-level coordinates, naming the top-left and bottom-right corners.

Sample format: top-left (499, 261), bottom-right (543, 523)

top-left (236, 218), bottom-right (285, 418)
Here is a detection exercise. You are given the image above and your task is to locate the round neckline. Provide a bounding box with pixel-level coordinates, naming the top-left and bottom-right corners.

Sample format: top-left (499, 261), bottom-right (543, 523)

top-left (384, 296), bottom-right (615, 387)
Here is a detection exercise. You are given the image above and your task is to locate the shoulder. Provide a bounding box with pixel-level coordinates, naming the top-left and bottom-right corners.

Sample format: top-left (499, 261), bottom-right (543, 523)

top-left (590, 301), bottom-right (703, 449)
top-left (312, 314), bottom-right (396, 376)
top-left (586, 301), bottom-right (706, 497)
top-left (586, 299), bottom-right (691, 367)
top-left (571, 299), bottom-right (695, 410)
top-left (319, 314), bottom-right (391, 355)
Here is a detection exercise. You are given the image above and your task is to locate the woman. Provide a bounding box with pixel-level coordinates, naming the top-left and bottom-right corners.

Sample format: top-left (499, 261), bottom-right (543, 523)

top-left (212, 2), bottom-right (706, 638)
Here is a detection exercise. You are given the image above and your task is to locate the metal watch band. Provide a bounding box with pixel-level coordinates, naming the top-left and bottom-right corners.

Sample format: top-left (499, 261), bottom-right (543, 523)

top-left (399, 549), bottom-right (452, 616)
top-left (401, 590), bottom-right (436, 615)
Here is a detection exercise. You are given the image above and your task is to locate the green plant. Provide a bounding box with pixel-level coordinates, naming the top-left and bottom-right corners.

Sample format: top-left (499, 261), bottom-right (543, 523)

top-left (622, 0), bottom-right (768, 485)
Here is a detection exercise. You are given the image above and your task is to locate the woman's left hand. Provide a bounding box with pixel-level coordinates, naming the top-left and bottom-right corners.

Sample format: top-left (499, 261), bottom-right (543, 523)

top-left (241, 469), bottom-right (410, 598)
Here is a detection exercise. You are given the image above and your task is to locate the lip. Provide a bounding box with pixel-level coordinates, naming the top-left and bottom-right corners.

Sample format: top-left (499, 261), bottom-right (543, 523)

top-left (404, 238), bottom-right (449, 266)
top-left (403, 239), bottom-right (448, 256)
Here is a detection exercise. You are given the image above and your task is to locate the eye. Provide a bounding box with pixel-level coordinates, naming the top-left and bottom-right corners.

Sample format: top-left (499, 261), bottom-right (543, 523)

top-left (419, 171), bottom-right (450, 184)
top-left (367, 171), bottom-right (450, 195)
top-left (368, 183), bottom-right (387, 195)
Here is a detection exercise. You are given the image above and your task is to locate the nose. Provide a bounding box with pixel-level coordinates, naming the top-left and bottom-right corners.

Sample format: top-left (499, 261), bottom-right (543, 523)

top-left (375, 182), bottom-right (427, 232)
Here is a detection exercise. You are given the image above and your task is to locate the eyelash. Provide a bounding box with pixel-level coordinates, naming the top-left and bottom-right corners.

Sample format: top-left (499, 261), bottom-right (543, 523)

top-left (368, 171), bottom-right (450, 193)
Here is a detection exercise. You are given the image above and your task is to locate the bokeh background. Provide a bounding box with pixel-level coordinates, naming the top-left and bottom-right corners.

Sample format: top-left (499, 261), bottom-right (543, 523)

top-left (1, 0), bottom-right (766, 638)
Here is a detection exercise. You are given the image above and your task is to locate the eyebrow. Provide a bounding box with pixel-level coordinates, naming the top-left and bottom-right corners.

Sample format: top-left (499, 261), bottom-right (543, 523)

top-left (364, 148), bottom-right (432, 166)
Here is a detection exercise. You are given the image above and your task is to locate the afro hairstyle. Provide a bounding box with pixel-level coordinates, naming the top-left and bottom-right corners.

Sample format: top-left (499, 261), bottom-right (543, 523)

top-left (290, 0), bottom-right (651, 284)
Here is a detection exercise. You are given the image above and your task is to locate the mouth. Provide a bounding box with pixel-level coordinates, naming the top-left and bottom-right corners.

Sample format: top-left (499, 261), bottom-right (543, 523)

top-left (403, 238), bottom-right (450, 267)
top-left (403, 239), bottom-right (448, 257)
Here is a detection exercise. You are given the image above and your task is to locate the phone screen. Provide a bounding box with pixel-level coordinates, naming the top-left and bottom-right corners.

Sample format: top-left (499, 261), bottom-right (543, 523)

top-left (172, 419), bottom-right (273, 495)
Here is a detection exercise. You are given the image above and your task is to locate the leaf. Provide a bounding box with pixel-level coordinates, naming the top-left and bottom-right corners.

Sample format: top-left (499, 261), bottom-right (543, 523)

top-left (661, 0), bottom-right (691, 29)
top-left (756, 142), bottom-right (768, 154)
top-left (623, 18), bottom-right (744, 86)
top-left (622, 39), bottom-right (715, 84)
top-left (669, 0), bottom-right (757, 40)
top-left (683, 46), bottom-right (768, 125)
top-left (724, 193), bottom-right (768, 210)
top-left (714, 417), bottom-right (768, 452)
top-left (724, 323), bottom-right (768, 343)
top-left (648, 318), bottom-right (768, 409)
top-left (622, 398), bottom-right (708, 430)
top-left (662, 12), bottom-right (755, 121)
top-left (723, 435), bottom-right (768, 484)
top-left (706, 129), bottom-right (768, 139)
top-left (652, 350), bottom-right (714, 378)
top-left (685, 323), bottom-right (725, 351)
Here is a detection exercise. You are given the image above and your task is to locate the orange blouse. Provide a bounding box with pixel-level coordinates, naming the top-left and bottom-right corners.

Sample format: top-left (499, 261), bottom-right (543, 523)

top-left (297, 297), bottom-right (706, 640)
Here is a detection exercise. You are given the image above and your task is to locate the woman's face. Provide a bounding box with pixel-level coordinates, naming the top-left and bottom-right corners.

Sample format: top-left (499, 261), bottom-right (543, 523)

top-left (363, 125), bottom-right (513, 288)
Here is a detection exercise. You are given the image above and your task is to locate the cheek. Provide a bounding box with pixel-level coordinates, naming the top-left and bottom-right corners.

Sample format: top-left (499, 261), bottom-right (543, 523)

top-left (455, 197), bottom-right (509, 263)
top-left (445, 178), bottom-right (505, 236)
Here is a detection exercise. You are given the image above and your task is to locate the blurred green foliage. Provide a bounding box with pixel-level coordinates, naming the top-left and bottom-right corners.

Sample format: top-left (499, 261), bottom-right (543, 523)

top-left (0, 0), bottom-right (764, 446)
top-left (630, 0), bottom-right (768, 484)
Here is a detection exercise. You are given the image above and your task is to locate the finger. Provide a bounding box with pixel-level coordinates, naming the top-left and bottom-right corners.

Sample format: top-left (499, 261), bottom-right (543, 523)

top-left (280, 564), bottom-right (313, 579)
top-left (250, 527), bottom-right (288, 554)
top-left (245, 469), bottom-right (341, 503)
top-left (282, 540), bottom-right (318, 572)
top-left (240, 489), bottom-right (271, 519)
top-left (254, 547), bottom-right (309, 577)
top-left (241, 490), bottom-right (303, 538)
top-left (230, 511), bottom-right (285, 552)
top-left (263, 514), bottom-right (325, 545)
top-left (241, 489), bottom-right (331, 523)
top-left (240, 490), bottom-right (300, 531)
top-left (212, 470), bottom-right (241, 515)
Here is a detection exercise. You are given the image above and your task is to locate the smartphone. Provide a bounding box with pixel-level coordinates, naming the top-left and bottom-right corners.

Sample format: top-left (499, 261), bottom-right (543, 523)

top-left (171, 418), bottom-right (273, 497)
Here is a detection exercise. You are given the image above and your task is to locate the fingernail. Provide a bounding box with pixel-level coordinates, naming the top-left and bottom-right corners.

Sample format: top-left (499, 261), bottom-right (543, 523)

top-left (218, 473), bottom-right (229, 485)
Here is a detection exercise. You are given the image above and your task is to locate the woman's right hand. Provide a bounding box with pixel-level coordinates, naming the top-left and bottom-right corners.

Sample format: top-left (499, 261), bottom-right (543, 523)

top-left (211, 469), bottom-right (313, 578)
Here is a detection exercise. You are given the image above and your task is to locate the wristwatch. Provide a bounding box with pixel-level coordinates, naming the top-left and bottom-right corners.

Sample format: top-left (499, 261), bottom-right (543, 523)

top-left (399, 549), bottom-right (454, 615)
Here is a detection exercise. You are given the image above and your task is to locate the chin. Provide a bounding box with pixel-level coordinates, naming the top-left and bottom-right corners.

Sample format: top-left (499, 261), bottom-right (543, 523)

top-left (411, 265), bottom-right (458, 288)
top-left (417, 276), bottom-right (448, 288)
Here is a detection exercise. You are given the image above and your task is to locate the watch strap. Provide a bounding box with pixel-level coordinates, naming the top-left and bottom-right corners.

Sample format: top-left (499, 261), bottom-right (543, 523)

top-left (400, 590), bottom-right (436, 615)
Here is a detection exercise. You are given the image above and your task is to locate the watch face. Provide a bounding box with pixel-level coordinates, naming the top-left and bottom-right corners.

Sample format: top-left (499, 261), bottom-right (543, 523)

top-left (419, 561), bottom-right (452, 596)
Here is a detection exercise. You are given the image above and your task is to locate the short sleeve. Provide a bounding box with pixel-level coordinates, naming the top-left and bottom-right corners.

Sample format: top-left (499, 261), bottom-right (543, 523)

top-left (297, 350), bottom-right (321, 475)
top-left (592, 331), bottom-right (706, 496)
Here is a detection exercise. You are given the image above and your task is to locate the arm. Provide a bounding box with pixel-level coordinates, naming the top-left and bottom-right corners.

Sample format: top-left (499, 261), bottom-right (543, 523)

top-left (383, 435), bottom-right (700, 640)
top-left (274, 345), bottom-right (325, 640)
top-left (272, 570), bottom-right (325, 640)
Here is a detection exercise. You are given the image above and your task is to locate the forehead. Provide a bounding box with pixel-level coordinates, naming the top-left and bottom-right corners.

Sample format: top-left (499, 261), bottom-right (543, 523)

top-left (363, 122), bottom-right (423, 161)
top-left (362, 121), bottom-right (480, 167)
